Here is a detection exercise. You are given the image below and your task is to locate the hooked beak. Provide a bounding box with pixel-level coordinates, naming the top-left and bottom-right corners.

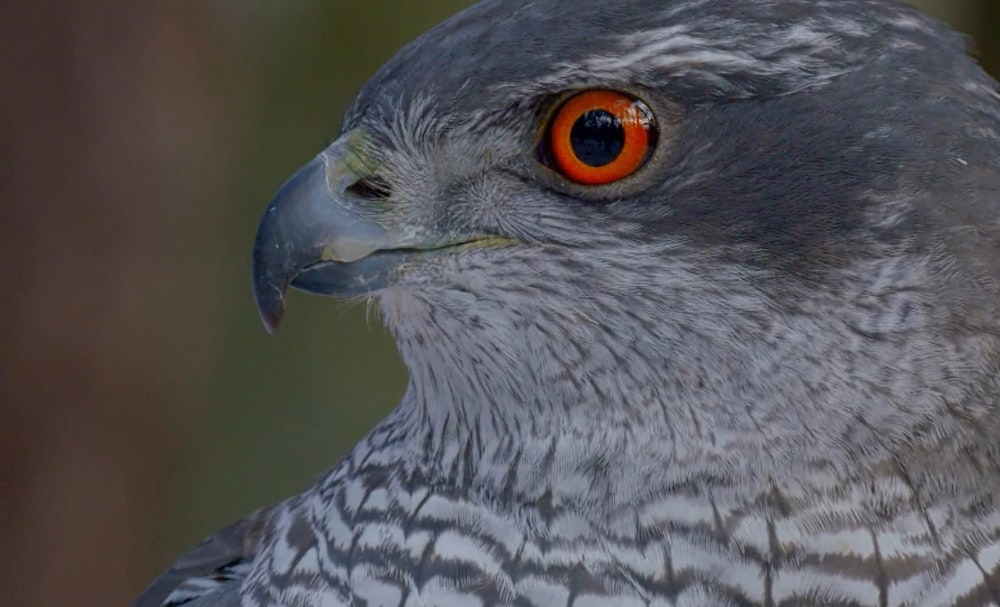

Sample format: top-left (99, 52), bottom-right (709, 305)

top-left (252, 133), bottom-right (516, 334)
top-left (251, 137), bottom-right (397, 333)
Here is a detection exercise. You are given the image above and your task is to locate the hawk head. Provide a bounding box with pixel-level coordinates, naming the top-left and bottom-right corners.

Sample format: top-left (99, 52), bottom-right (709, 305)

top-left (252, 0), bottom-right (1000, 505)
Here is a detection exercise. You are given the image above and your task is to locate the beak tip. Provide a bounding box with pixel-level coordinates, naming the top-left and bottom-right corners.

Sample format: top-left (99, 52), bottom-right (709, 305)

top-left (252, 275), bottom-right (287, 334)
top-left (260, 308), bottom-right (283, 335)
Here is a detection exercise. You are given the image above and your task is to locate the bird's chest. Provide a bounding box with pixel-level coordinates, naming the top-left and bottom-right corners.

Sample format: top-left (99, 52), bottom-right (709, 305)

top-left (253, 485), bottom-right (998, 607)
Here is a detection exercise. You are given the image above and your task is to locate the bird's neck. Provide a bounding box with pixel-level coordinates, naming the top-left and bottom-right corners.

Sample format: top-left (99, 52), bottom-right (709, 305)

top-left (375, 276), bottom-right (998, 528)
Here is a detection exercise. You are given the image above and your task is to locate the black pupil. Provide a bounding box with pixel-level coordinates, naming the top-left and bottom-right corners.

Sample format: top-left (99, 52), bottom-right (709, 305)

top-left (570, 109), bottom-right (625, 167)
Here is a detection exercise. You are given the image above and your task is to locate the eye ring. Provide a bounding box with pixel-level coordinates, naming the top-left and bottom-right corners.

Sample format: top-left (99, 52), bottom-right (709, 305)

top-left (547, 90), bottom-right (657, 186)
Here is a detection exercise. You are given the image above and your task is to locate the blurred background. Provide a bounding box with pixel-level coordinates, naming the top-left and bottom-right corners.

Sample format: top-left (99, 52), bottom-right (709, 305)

top-left (0, 1), bottom-right (997, 605)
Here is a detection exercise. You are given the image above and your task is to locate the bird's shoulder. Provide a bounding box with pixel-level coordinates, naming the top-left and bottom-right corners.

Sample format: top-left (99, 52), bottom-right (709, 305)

top-left (130, 506), bottom-right (273, 607)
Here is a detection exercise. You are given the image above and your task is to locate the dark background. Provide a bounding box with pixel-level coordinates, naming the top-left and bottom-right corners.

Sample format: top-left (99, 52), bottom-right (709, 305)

top-left (1, 1), bottom-right (997, 605)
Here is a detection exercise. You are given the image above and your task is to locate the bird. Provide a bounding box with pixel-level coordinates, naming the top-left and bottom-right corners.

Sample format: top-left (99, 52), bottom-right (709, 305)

top-left (132, 0), bottom-right (1000, 605)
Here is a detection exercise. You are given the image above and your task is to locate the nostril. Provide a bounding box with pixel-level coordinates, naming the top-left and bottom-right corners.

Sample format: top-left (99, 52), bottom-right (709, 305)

top-left (346, 176), bottom-right (392, 201)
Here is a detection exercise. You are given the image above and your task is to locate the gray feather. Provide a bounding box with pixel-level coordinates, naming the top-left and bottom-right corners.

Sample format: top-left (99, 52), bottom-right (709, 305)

top-left (131, 508), bottom-right (269, 607)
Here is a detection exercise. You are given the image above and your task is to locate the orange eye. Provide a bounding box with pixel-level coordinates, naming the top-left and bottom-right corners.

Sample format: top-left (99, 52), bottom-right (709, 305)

top-left (547, 90), bottom-right (657, 185)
